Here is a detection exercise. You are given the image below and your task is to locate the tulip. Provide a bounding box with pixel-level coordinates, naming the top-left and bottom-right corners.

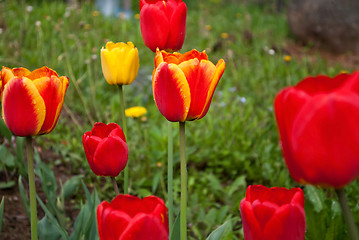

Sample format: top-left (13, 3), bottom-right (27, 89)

top-left (0, 66), bottom-right (69, 137)
top-left (83, 122), bottom-right (128, 177)
top-left (100, 41), bottom-right (139, 85)
top-left (140, 0), bottom-right (187, 52)
top-left (97, 194), bottom-right (169, 240)
top-left (240, 185), bottom-right (306, 240)
top-left (274, 72), bottom-right (359, 188)
top-left (152, 49), bottom-right (225, 122)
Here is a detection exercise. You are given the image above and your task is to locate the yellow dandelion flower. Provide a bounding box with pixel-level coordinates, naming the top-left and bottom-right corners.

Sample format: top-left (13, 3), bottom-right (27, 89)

top-left (221, 32), bottom-right (229, 39)
top-left (205, 25), bottom-right (212, 31)
top-left (134, 13), bottom-right (140, 20)
top-left (125, 106), bottom-right (147, 118)
top-left (283, 55), bottom-right (292, 62)
top-left (340, 70), bottom-right (348, 74)
top-left (156, 162), bottom-right (162, 168)
top-left (92, 11), bottom-right (100, 17)
top-left (84, 24), bottom-right (91, 30)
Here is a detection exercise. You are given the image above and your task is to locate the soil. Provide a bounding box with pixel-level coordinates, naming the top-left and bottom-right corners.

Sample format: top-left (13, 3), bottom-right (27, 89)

top-left (0, 144), bottom-right (77, 240)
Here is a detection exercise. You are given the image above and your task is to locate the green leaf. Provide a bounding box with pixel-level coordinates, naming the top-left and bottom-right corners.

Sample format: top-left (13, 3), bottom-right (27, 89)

top-left (0, 196), bottom-right (5, 236)
top-left (61, 175), bottom-right (83, 200)
top-left (18, 176), bottom-right (30, 219)
top-left (152, 171), bottom-right (161, 193)
top-left (0, 118), bottom-right (12, 141)
top-left (0, 145), bottom-right (15, 168)
top-left (36, 195), bottom-right (69, 240)
top-left (304, 186), bottom-right (325, 213)
top-left (170, 212), bottom-right (180, 240)
top-left (38, 216), bottom-right (62, 240)
top-left (206, 220), bottom-right (230, 240)
top-left (0, 180), bottom-right (15, 189)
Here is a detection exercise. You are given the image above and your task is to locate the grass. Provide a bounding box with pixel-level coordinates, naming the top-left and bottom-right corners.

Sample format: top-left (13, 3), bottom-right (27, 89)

top-left (0, 0), bottom-right (358, 239)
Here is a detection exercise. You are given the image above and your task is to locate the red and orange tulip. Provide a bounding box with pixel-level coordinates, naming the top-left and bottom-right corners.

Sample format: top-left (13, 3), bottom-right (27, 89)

top-left (0, 66), bottom-right (69, 136)
top-left (152, 49), bottom-right (225, 122)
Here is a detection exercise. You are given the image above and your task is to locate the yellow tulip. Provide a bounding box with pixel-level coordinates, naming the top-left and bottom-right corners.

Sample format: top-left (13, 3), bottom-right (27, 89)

top-left (101, 41), bottom-right (139, 85)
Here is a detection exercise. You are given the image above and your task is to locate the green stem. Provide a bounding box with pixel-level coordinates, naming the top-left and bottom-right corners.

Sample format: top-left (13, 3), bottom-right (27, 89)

top-left (179, 122), bottom-right (187, 240)
top-left (119, 85), bottom-right (128, 194)
top-left (335, 188), bottom-right (359, 240)
top-left (26, 137), bottom-right (38, 240)
top-left (111, 177), bottom-right (120, 196)
top-left (168, 121), bottom-right (174, 233)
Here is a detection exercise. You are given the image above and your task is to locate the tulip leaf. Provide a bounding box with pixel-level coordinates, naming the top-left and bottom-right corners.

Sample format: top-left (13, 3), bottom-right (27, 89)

top-left (38, 216), bottom-right (62, 240)
top-left (0, 196), bottom-right (4, 237)
top-left (304, 185), bottom-right (325, 213)
top-left (206, 220), bottom-right (230, 240)
top-left (170, 212), bottom-right (180, 240)
top-left (0, 118), bottom-right (12, 142)
top-left (18, 176), bottom-right (30, 219)
top-left (61, 175), bottom-right (83, 200)
top-left (36, 195), bottom-right (69, 240)
top-left (0, 180), bottom-right (15, 189)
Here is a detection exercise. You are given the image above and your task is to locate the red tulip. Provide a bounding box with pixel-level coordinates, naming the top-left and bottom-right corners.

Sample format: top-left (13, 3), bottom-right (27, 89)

top-left (240, 185), bottom-right (306, 240)
top-left (152, 49), bottom-right (225, 122)
top-left (274, 72), bottom-right (359, 188)
top-left (83, 123), bottom-right (128, 177)
top-left (97, 194), bottom-right (169, 240)
top-left (0, 66), bottom-right (69, 136)
top-left (140, 0), bottom-right (187, 52)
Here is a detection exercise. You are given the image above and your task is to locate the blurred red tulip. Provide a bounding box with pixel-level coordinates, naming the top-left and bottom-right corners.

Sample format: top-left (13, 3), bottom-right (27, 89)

top-left (97, 194), bottom-right (168, 240)
top-left (240, 185), bottom-right (306, 240)
top-left (0, 66), bottom-right (69, 136)
top-left (140, 0), bottom-right (187, 52)
top-left (274, 72), bottom-right (359, 188)
top-left (83, 123), bottom-right (128, 177)
top-left (152, 49), bottom-right (225, 122)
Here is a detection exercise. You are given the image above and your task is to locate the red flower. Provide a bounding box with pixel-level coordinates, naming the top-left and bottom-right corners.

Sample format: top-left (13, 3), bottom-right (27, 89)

top-left (274, 72), bottom-right (359, 188)
top-left (140, 0), bottom-right (187, 52)
top-left (0, 66), bottom-right (69, 136)
top-left (83, 123), bottom-right (128, 177)
top-left (97, 194), bottom-right (169, 240)
top-left (240, 185), bottom-right (306, 240)
top-left (152, 49), bottom-right (225, 122)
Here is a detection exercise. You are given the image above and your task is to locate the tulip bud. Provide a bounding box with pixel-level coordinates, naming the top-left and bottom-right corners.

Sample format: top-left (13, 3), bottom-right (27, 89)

top-left (100, 41), bottom-right (139, 85)
top-left (97, 194), bottom-right (169, 240)
top-left (240, 185), bottom-right (306, 240)
top-left (140, 0), bottom-right (187, 52)
top-left (82, 122), bottom-right (128, 177)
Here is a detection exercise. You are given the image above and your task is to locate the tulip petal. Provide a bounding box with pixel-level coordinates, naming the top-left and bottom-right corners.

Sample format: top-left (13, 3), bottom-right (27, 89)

top-left (179, 59), bottom-right (216, 120)
top-left (26, 66), bottom-right (59, 80)
top-left (120, 213), bottom-right (168, 240)
top-left (240, 200), bottom-right (263, 240)
top-left (82, 135), bottom-right (102, 174)
top-left (2, 77), bottom-right (46, 136)
top-left (101, 48), bottom-right (118, 85)
top-left (92, 137), bottom-right (128, 177)
top-left (103, 209), bottom-right (131, 240)
top-left (166, 1), bottom-right (186, 51)
top-left (33, 75), bottom-right (68, 134)
top-left (153, 62), bottom-right (190, 122)
top-left (199, 59), bottom-right (225, 119)
top-left (91, 122), bottom-right (122, 138)
top-left (122, 47), bottom-right (140, 85)
top-left (252, 200), bottom-right (277, 229)
top-left (140, 3), bottom-right (170, 52)
top-left (291, 92), bottom-right (359, 187)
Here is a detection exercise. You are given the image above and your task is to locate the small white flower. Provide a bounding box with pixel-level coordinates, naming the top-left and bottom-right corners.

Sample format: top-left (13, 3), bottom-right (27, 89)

top-left (268, 49), bottom-right (275, 55)
top-left (35, 21), bottom-right (41, 27)
top-left (240, 97), bottom-right (246, 103)
top-left (0, 28), bottom-right (3, 34)
top-left (91, 54), bottom-right (97, 60)
top-left (26, 6), bottom-right (33, 13)
top-left (228, 87), bottom-right (237, 92)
